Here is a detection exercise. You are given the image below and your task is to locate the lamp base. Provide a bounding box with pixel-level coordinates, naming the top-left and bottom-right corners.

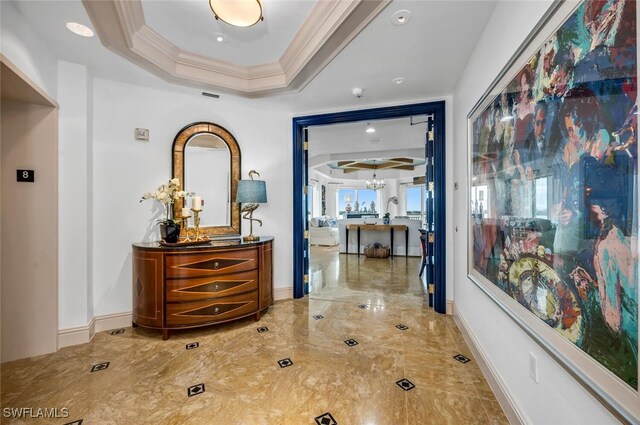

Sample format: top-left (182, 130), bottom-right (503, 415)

top-left (243, 234), bottom-right (260, 242)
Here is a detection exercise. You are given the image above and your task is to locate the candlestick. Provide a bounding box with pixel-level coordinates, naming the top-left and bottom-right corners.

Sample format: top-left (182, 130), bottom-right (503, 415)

top-left (182, 207), bottom-right (191, 218)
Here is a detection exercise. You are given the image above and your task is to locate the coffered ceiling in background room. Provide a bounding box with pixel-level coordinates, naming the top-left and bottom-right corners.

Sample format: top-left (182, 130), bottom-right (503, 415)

top-left (82, 0), bottom-right (390, 97)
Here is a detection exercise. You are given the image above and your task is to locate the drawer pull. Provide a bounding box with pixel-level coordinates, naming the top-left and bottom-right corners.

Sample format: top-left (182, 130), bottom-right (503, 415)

top-left (213, 262), bottom-right (220, 270)
top-left (213, 307), bottom-right (220, 315)
top-left (214, 284), bottom-right (219, 291)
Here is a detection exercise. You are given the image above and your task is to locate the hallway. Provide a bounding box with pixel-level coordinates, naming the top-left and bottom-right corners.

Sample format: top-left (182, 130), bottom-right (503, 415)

top-left (1, 249), bottom-right (507, 425)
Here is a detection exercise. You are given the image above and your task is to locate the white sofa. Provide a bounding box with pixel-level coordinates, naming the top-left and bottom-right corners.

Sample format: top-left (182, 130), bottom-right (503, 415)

top-left (309, 216), bottom-right (339, 246)
top-left (338, 218), bottom-right (422, 256)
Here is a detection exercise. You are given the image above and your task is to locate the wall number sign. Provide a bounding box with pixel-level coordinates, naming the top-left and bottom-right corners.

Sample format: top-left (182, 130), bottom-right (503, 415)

top-left (16, 169), bottom-right (35, 182)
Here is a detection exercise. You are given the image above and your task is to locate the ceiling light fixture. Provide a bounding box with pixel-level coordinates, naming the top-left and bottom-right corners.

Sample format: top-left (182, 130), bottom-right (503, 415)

top-left (214, 33), bottom-right (227, 43)
top-left (392, 77), bottom-right (405, 85)
top-left (391, 10), bottom-right (412, 26)
top-left (365, 123), bottom-right (376, 134)
top-left (366, 166), bottom-right (385, 191)
top-left (209, 0), bottom-right (263, 27)
top-left (66, 22), bottom-right (94, 37)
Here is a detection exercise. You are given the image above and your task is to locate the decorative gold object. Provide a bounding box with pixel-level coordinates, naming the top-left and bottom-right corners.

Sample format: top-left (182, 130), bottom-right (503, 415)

top-left (191, 208), bottom-right (208, 241)
top-left (236, 170), bottom-right (267, 242)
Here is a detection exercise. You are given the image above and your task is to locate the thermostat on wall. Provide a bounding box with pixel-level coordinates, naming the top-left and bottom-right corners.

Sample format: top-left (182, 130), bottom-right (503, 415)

top-left (135, 128), bottom-right (149, 141)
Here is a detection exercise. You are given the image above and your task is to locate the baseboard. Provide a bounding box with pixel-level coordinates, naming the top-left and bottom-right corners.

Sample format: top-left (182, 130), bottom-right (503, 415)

top-left (274, 286), bottom-right (293, 301)
top-left (453, 305), bottom-right (525, 425)
top-left (57, 312), bottom-right (132, 348)
top-left (446, 299), bottom-right (453, 315)
top-left (94, 312), bottom-right (132, 333)
top-left (57, 317), bottom-right (95, 349)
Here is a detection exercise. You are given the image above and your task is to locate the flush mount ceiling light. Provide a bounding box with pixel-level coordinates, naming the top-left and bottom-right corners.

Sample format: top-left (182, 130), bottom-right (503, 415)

top-left (209, 0), bottom-right (264, 27)
top-left (365, 123), bottom-right (376, 134)
top-left (213, 33), bottom-right (227, 43)
top-left (391, 10), bottom-right (411, 26)
top-left (392, 77), bottom-right (405, 85)
top-left (65, 22), bottom-right (94, 37)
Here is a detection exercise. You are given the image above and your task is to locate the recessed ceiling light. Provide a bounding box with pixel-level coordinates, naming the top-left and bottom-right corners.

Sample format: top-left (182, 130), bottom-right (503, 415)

top-left (366, 123), bottom-right (376, 134)
top-left (391, 10), bottom-right (412, 26)
top-left (392, 77), bottom-right (405, 85)
top-left (66, 22), bottom-right (94, 37)
top-left (214, 33), bottom-right (227, 43)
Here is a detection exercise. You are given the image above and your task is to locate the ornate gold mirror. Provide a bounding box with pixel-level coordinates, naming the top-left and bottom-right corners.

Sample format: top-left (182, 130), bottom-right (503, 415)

top-left (172, 122), bottom-right (241, 236)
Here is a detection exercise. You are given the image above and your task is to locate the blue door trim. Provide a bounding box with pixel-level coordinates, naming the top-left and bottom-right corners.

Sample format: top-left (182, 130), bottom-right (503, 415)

top-left (292, 101), bottom-right (447, 314)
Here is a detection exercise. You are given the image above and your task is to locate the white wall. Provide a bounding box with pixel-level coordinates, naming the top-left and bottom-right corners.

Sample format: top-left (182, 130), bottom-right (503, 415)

top-left (452, 1), bottom-right (618, 423)
top-left (91, 78), bottom-right (293, 317)
top-left (58, 60), bottom-right (91, 329)
top-left (0, 1), bottom-right (58, 100)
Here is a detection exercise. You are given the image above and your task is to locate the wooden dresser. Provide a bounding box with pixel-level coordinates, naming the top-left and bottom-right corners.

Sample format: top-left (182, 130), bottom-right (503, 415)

top-left (132, 237), bottom-right (273, 339)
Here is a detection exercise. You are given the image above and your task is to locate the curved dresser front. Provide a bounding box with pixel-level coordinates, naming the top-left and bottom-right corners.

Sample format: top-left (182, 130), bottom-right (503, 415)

top-left (132, 237), bottom-right (273, 339)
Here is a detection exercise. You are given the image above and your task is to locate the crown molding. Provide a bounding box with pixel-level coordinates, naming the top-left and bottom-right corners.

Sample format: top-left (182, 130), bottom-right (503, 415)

top-left (82, 0), bottom-right (390, 97)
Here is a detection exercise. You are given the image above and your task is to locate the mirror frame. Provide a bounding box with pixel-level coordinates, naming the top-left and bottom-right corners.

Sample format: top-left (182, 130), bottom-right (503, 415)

top-left (172, 122), bottom-right (241, 236)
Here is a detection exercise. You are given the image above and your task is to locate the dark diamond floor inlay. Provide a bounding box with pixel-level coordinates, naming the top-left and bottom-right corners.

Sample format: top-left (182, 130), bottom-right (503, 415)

top-left (278, 358), bottom-right (293, 368)
top-left (344, 338), bottom-right (358, 347)
top-left (186, 342), bottom-right (199, 350)
top-left (396, 378), bottom-right (415, 391)
top-left (257, 326), bottom-right (269, 333)
top-left (187, 383), bottom-right (205, 397)
top-left (314, 412), bottom-right (338, 425)
top-left (357, 304), bottom-right (368, 309)
top-left (312, 314), bottom-right (324, 320)
top-left (454, 354), bottom-right (471, 363)
top-left (64, 420), bottom-right (83, 425)
top-left (110, 329), bottom-right (125, 335)
top-left (396, 324), bottom-right (409, 331)
top-left (90, 362), bottom-right (109, 373)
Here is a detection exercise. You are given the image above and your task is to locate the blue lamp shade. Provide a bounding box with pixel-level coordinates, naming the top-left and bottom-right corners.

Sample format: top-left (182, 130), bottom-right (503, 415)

top-left (235, 180), bottom-right (267, 203)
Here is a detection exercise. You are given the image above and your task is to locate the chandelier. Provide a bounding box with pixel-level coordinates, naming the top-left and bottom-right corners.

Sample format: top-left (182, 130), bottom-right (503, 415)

top-left (209, 0), bottom-right (263, 27)
top-left (366, 171), bottom-right (385, 191)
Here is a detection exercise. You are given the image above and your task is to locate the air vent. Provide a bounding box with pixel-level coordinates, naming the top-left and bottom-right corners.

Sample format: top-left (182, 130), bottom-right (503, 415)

top-left (202, 92), bottom-right (220, 99)
top-left (327, 181), bottom-right (343, 185)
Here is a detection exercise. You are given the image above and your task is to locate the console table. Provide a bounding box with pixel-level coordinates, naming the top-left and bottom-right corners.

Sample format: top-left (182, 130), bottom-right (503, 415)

top-left (345, 224), bottom-right (408, 257)
top-left (132, 237), bottom-right (273, 339)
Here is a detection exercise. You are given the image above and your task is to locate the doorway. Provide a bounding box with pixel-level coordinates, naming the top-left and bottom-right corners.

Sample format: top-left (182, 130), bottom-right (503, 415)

top-left (1, 56), bottom-right (59, 361)
top-left (292, 101), bottom-right (446, 313)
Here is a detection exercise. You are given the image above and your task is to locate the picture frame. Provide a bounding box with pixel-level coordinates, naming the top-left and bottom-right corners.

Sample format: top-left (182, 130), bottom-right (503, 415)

top-left (466, 1), bottom-right (639, 422)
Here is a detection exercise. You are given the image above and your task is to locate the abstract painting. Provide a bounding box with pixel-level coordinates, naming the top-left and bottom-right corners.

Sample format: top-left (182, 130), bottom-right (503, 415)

top-left (468, 0), bottom-right (638, 398)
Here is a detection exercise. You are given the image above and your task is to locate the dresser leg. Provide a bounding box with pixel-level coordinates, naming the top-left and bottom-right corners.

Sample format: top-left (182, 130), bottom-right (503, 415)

top-left (254, 311), bottom-right (262, 321)
top-left (162, 329), bottom-right (169, 340)
top-left (131, 322), bottom-right (138, 328)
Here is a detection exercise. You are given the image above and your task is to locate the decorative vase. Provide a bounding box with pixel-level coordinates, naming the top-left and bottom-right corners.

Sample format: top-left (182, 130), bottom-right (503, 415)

top-left (383, 216), bottom-right (390, 225)
top-left (160, 222), bottom-right (181, 243)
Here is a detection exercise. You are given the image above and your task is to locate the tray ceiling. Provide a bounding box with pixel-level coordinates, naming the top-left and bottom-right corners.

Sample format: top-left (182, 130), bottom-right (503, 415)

top-left (82, 0), bottom-right (389, 97)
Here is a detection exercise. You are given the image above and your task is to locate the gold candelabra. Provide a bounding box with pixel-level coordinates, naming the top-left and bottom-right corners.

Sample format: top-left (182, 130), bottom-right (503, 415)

top-left (178, 208), bottom-right (208, 242)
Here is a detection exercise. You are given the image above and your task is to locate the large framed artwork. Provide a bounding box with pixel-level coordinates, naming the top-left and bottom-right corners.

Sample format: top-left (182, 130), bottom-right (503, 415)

top-left (467, 1), bottom-right (639, 421)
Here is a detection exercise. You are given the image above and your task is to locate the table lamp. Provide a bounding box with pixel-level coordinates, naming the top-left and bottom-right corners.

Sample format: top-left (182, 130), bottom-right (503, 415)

top-left (235, 170), bottom-right (267, 242)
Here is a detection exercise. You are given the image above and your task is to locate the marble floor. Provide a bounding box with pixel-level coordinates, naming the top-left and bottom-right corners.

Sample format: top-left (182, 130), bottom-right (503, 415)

top-left (1, 247), bottom-right (508, 425)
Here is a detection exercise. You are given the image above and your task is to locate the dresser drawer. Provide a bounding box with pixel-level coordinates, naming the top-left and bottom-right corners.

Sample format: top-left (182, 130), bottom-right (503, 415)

top-left (165, 247), bottom-right (258, 278)
top-left (166, 269), bottom-right (258, 302)
top-left (166, 292), bottom-right (258, 326)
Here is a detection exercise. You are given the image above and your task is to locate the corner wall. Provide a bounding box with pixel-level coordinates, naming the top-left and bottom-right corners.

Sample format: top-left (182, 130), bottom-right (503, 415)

top-left (451, 1), bottom-right (619, 423)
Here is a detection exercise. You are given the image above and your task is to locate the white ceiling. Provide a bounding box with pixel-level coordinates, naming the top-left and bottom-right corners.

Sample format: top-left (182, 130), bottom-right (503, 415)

top-left (272, 0), bottom-right (497, 111)
top-left (308, 116), bottom-right (427, 181)
top-left (5, 0), bottom-right (494, 178)
top-left (141, 0), bottom-right (316, 66)
top-left (309, 116), bottom-right (426, 155)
